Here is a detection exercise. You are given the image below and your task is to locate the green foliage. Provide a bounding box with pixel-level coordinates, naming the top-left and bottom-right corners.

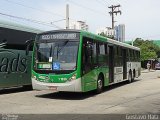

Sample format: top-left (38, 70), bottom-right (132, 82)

top-left (133, 38), bottom-right (160, 61)
top-left (133, 38), bottom-right (143, 46)
top-left (98, 32), bottom-right (107, 37)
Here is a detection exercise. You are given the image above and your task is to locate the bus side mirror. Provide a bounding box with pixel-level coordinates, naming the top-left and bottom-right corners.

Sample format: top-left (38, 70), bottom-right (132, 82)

top-left (25, 40), bottom-right (34, 55)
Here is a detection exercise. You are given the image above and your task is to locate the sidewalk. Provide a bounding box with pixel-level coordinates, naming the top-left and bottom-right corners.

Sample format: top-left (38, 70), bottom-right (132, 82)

top-left (141, 69), bottom-right (156, 73)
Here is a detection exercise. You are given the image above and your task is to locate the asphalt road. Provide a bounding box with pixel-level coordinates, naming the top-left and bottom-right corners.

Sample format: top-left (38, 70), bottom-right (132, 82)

top-left (0, 70), bottom-right (160, 115)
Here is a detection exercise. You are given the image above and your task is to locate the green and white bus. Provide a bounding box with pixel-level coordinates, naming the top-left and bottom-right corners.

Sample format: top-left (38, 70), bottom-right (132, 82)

top-left (31, 29), bottom-right (141, 93)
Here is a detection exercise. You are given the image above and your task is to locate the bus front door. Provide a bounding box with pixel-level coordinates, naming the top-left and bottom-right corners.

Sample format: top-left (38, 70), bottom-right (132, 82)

top-left (109, 46), bottom-right (114, 83)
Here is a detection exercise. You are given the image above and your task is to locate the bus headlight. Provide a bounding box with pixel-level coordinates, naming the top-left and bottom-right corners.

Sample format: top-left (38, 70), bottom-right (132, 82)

top-left (32, 74), bottom-right (37, 80)
top-left (34, 76), bottom-right (37, 80)
top-left (69, 74), bottom-right (76, 81)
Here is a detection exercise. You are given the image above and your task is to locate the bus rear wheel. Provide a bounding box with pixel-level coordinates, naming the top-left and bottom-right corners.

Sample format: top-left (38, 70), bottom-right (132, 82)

top-left (96, 77), bottom-right (104, 93)
top-left (132, 70), bottom-right (136, 81)
top-left (128, 72), bottom-right (132, 83)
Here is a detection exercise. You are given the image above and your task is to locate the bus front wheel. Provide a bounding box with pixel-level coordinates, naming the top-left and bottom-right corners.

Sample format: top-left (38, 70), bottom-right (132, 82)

top-left (96, 77), bottom-right (104, 93)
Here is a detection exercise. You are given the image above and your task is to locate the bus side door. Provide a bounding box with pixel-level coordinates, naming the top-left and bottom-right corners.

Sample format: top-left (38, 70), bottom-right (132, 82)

top-left (81, 37), bottom-right (98, 92)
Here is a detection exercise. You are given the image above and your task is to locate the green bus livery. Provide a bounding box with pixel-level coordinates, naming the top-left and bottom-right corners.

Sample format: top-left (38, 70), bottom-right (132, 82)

top-left (31, 29), bottom-right (141, 93)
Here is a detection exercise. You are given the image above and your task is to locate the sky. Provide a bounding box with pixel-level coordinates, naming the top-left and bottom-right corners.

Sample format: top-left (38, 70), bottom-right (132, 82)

top-left (0, 0), bottom-right (160, 40)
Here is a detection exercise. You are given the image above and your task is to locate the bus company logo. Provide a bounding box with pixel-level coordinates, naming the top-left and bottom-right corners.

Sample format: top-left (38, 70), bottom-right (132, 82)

top-left (0, 50), bottom-right (28, 73)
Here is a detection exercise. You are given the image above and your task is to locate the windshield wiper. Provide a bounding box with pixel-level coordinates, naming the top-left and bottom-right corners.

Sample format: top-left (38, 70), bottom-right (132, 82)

top-left (56, 40), bottom-right (69, 59)
top-left (58, 40), bottom-right (69, 53)
top-left (50, 44), bottom-right (53, 57)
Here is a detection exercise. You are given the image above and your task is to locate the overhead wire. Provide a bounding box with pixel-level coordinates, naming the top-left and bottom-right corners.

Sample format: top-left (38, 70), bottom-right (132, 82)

top-left (139, 34), bottom-right (160, 40)
top-left (51, 19), bottom-right (66, 23)
top-left (1, 0), bottom-right (113, 30)
top-left (0, 0), bottom-right (66, 29)
top-left (96, 0), bottom-right (107, 7)
top-left (67, 0), bottom-right (107, 16)
top-left (100, 0), bottom-right (111, 5)
top-left (4, 0), bottom-right (65, 18)
top-left (125, 34), bottom-right (160, 40)
top-left (2, 0), bottom-right (109, 24)
top-left (3, 0), bottom-right (77, 22)
top-left (0, 12), bottom-right (63, 29)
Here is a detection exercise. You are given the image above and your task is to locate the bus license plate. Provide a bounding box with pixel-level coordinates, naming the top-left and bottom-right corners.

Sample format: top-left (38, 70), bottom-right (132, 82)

top-left (48, 86), bottom-right (57, 91)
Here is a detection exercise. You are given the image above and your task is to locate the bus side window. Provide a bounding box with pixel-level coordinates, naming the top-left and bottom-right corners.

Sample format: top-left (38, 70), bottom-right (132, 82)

top-left (93, 42), bottom-right (98, 66)
top-left (82, 38), bottom-right (92, 74)
top-left (98, 42), bottom-right (107, 66)
top-left (105, 44), bottom-right (108, 65)
top-left (114, 46), bottom-right (118, 66)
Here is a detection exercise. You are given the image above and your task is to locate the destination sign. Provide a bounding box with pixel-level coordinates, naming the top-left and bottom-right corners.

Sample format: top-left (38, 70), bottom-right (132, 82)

top-left (40, 33), bottom-right (79, 40)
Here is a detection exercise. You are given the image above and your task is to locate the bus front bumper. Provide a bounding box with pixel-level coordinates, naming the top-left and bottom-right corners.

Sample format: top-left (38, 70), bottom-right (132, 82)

top-left (32, 78), bottom-right (82, 92)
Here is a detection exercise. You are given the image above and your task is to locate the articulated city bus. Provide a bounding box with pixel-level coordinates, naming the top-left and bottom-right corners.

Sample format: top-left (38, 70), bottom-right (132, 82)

top-left (0, 21), bottom-right (42, 89)
top-left (31, 29), bottom-right (141, 93)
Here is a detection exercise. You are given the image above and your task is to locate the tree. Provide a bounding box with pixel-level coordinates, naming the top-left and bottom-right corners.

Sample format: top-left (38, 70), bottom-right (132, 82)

top-left (133, 38), bottom-right (144, 46)
top-left (99, 32), bottom-right (107, 37)
top-left (140, 45), bottom-right (157, 61)
top-left (133, 38), bottom-right (160, 61)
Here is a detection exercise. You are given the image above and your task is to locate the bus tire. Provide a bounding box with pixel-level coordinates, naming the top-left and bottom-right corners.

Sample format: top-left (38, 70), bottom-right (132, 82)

top-left (128, 72), bottom-right (132, 83)
top-left (96, 76), bottom-right (104, 93)
top-left (132, 70), bottom-right (135, 81)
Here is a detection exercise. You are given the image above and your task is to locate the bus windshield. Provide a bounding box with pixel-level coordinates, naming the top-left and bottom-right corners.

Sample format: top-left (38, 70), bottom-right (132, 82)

top-left (35, 40), bottom-right (79, 70)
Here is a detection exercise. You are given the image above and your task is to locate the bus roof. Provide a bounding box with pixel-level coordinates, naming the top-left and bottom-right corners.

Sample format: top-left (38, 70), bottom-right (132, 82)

top-left (0, 20), bottom-right (43, 33)
top-left (38, 29), bottom-right (140, 51)
top-left (80, 30), bottom-right (140, 51)
top-left (107, 38), bottom-right (140, 51)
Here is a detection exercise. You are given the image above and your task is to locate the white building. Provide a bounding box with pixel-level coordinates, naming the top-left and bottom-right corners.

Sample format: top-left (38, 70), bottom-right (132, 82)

top-left (115, 24), bottom-right (125, 42)
top-left (70, 21), bottom-right (89, 31)
top-left (96, 27), bottom-right (115, 38)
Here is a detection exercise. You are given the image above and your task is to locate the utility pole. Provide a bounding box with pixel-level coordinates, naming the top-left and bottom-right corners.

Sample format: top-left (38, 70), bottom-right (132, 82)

top-left (66, 4), bottom-right (69, 29)
top-left (108, 5), bottom-right (122, 29)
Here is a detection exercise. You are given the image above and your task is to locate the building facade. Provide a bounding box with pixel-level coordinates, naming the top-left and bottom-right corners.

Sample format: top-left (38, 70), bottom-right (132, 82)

top-left (96, 27), bottom-right (115, 39)
top-left (70, 21), bottom-right (89, 31)
top-left (97, 24), bottom-right (125, 42)
top-left (115, 24), bottom-right (125, 42)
